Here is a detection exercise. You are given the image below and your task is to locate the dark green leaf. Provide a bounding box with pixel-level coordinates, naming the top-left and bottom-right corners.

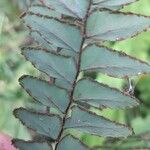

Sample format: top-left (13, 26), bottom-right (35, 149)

top-left (13, 140), bottom-right (52, 150)
top-left (37, 0), bottom-right (90, 19)
top-left (87, 10), bottom-right (150, 41)
top-left (65, 106), bottom-right (132, 138)
top-left (81, 44), bottom-right (150, 77)
top-left (14, 108), bottom-right (62, 140)
top-left (19, 75), bottom-right (70, 113)
top-left (22, 47), bottom-right (77, 84)
top-left (56, 135), bottom-right (90, 150)
top-left (23, 14), bottom-right (82, 52)
top-left (92, 0), bottom-right (138, 10)
top-left (74, 78), bottom-right (139, 109)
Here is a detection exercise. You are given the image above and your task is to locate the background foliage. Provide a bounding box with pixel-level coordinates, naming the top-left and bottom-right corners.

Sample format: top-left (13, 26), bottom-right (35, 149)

top-left (1, 0), bottom-right (150, 148)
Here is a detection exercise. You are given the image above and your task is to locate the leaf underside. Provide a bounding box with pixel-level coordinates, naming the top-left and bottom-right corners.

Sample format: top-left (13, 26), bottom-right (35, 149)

top-left (87, 10), bottom-right (150, 41)
top-left (74, 78), bottom-right (139, 109)
top-left (65, 106), bottom-right (133, 138)
top-left (93, 0), bottom-right (139, 9)
top-left (19, 75), bottom-right (70, 113)
top-left (81, 44), bottom-right (150, 77)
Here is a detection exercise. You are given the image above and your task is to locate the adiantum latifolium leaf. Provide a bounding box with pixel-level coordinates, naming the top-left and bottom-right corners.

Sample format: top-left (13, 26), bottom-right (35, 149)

top-left (13, 0), bottom-right (150, 149)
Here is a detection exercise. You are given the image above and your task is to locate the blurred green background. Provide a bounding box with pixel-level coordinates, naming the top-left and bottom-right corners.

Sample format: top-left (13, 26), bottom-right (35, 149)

top-left (0, 0), bottom-right (150, 148)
